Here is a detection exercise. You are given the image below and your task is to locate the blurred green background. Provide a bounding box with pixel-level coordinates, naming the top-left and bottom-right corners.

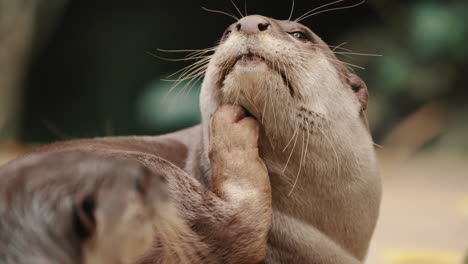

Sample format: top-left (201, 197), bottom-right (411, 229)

top-left (0, 1), bottom-right (467, 263)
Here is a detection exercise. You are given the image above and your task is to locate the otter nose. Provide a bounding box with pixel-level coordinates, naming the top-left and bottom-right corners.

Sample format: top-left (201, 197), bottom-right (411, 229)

top-left (235, 16), bottom-right (271, 34)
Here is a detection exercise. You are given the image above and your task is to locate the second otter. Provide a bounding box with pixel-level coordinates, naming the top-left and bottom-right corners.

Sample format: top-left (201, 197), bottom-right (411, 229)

top-left (0, 106), bottom-right (271, 264)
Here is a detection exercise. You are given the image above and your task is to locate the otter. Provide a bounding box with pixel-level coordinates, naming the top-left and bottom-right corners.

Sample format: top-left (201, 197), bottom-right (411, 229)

top-left (0, 106), bottom-right (271, 264)
top-left (200, 15), bottom-right (381, 263)
top-left (0, 152), bottom-right (167, 264)
top-left (0, 14), bottom-right (381, 264)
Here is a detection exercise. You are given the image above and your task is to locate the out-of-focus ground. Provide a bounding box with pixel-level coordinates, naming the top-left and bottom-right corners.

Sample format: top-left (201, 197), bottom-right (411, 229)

top-left (1, 143), bottom-right (466, 264)
top-left (368, 151), bottom-right (468, 264)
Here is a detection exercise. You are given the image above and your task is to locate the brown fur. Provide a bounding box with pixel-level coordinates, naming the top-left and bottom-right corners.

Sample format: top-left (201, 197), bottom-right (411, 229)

top-left (0, 14), bottom-right (381, 264)
top-left (200, 15), bottom-right (381, 263)
top-left (0, 106), bottom-right (271, 264)
top-left (0, 152), bottom-right (167, 264)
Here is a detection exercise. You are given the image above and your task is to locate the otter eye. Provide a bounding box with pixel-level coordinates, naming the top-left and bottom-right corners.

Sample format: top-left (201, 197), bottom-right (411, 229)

top-left (223, 30), bottom-right (232, 40)
top-left (73, 195), bottom-right (96, 241)
top-left (289, 31), bottom-right (308, 41)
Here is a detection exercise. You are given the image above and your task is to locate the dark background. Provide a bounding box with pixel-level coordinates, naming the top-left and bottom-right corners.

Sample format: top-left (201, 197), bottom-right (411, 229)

top-left (4, 0), bottom-right (468, 153)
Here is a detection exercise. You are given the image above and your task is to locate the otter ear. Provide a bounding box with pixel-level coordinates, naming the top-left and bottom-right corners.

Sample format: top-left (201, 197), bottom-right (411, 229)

top-left (348, 73), bottom-right (368, 111)
top-left (72, 194), bottom-right (97, 241)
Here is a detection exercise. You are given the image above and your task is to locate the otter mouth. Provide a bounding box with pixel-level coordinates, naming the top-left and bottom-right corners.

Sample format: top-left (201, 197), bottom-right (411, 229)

top-left (218, 52), bottom-right (296, 97)
top-left (238, 53), bottom-right (264, 64)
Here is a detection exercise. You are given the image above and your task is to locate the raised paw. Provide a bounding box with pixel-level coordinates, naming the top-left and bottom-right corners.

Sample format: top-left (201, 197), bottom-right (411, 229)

top-left (209, 104), bottom-right (260, 159)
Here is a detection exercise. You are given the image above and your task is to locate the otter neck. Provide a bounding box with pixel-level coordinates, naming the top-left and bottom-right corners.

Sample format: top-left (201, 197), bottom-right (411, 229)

top-left (200, 95), bottom-right (373, 222)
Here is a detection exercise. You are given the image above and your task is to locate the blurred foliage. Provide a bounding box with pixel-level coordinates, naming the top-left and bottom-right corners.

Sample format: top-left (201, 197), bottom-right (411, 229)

top-left (338, 0), bottom-right (468, 152)
top-left (13, 0), bottom-right (467, 154)
top-left (137, 79), bottom-right (201, 133)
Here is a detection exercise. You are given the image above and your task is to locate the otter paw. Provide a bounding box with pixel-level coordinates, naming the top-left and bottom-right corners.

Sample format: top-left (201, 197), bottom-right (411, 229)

top-left (209, 105), bottom-right (260, 159)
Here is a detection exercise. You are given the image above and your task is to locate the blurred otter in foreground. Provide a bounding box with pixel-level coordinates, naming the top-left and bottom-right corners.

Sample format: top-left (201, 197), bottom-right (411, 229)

top-left (0, 152), bottom-right (170, 264)
top-left (0, 106), bottom-right (271, 264)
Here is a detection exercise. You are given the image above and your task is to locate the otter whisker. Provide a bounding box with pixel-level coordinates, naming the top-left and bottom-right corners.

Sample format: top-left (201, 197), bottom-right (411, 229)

top-left (288, 121), bottom-right (310, 197)
top-left (158, 54), bottom-right (210, 80)
top-left (172, 57), bottom-right (210, 77)
top-left (283, 125), bottom-right (299, 152)
top-left (265, 133), bottom-right (276, 152)
top-left (165, 68), bottom-right (205, 88)
top-left (164, 62), bottom-right (208, 85)
top-left (288, 0), bottom-right (295, 21)
top-left (307, 42), bottom-right (359, 54)
top-left (334, 51), bottom-right (382, 57)
top-left (183, 49), bottom-right (215, 58)
top-left (156, 48), bottom-right (215, 55)
top-left (297, 0), bottom-right (366, 22)
top-left (282, 124), bottom-right (299, 173)
top-left (295, 0), bottom-right (350, 22)
top-left (319, 61), bottom-right (354, 82)
top-left (298, 56), bottom-right (353, 82)
top-left (330, 42), bottom-right (352, 52)
top-left (167, 72), bottom-right (207, 96)
top-left (336, 53), bottom-right (354, 59)
top-left (261, 86), bottom-right (268, 125)
top-left (316, 123), bottom-right (341, 179)
top-left (164, 60), bottom-right (209, 99)
top-left (166, 56), bottom-right (211, 79)
top-left (242, 89), bottom-right (261, 114)
top-left (341, 61), bottom-right (365, 70)
top-left (234, 78), bottom-right (242, 105)
top-left (148, 52), bottom-right (211, 62)
top-left (230, 0), bottom-right (245, 18)
top-left (157, 48), bottom-right (214, 52)
top-left (288, 62), bottom-right (302, 79)
top-left (177, 57), bottom-right (211, 78)
top-left (253, 79), bottom-right (265, 101)
top-left (182, 70), bottom-right (206, 97)
top-left (260, 78), bottom-right (277, 139)
top-left (269, 83), bottom-right (279, 139)
top-left (288, 126), bottom-right (307, 196)
top-left (322, 56), bottom-right (366, 70)
top-left (174, 70), bottom-right (207, 98)
top-left (276, 58), bottom-right (298, 98)
top-left (185, 49), bottom-right (216, 59)
top-left (201, 7), bottom-right (240, 21)
top-left (296, 49), bottom-right (367, 70)
top-left (149, 47), bottom-right (215, 61)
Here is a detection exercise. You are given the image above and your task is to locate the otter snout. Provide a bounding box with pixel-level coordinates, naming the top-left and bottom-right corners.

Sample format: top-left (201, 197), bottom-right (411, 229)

top-left (235, 15), bottom-right (271, 35)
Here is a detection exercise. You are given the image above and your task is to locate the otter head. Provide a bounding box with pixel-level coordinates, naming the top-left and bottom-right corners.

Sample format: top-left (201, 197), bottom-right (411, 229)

top-left (0, 153), bottom-right (169, 264)
top-left (200, 15), bottom-right (376, 192)
top-left (80, 157), bottom-right (170, 264)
